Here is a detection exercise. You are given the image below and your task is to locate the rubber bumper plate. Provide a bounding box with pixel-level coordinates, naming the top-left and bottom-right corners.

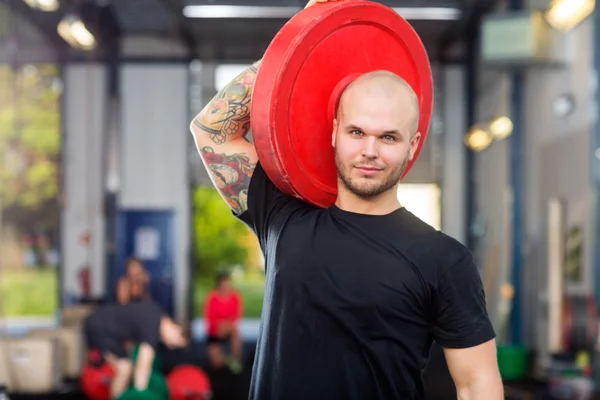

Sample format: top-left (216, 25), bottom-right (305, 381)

top-left (251, 0), bottom-right (433, 208)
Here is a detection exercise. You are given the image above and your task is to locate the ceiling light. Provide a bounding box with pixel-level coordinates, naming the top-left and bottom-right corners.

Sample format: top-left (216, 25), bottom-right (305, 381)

top-left (545, 0), bottom-right (595, 31)
top-left (182, 5), bottom-right (461, 21)
top-left (57, 14), bottom-right (97, 50)
top-left (22, 0), bottom-right (59, 12)
top-left (488, 116), bottom-right (513, 140)
top-left (464, 126), bottom-right (494, 152)
top-left (552, 93), bottom-right (575, 118)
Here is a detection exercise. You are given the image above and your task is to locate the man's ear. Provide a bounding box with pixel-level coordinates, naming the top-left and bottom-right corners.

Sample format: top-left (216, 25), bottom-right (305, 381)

top-left (332, 118), bottom-right (338, 147)
top-left (409, 132), bottom-right (422, 160)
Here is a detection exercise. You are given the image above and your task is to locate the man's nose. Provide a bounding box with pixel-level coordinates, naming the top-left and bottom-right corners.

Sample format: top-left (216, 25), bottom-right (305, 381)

top-left (361, 137), bottom-right (379, 158)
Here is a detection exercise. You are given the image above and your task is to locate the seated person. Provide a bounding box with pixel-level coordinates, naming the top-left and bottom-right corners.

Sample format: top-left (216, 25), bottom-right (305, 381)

top-left (84, 300), bottom-right (187, 399)
top-left (204, 271), bottom-right (243, 373)
top-left (117, 257), bottom-right (150, 304)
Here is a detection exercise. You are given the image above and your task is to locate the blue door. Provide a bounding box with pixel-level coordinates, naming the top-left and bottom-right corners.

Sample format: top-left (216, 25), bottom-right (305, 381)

top-left (115, 209), bottom-right (175, 316)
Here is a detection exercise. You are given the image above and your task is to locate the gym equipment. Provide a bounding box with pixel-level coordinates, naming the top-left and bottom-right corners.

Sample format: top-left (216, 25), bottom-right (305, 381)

top-left (118, 387), bottom-right (164, 400)
top-left (167, 365), bottom-right (212, 400)
top-left (118, 370), bottom-right (169, 400)
top-left (131, 343), bottom-right (163, 373)
top-left (252, 0), bottom-right (433, 208)
top-left (147, 370), bottom-right (169, 399)
top-left (129, 344), bottom-right (168, 397)
top-left (496, 345), bottom-right (528, 381)
top-left (561, 294), bottom-right (598, 355)
top-left (80, 361), bottom-right (114, 400)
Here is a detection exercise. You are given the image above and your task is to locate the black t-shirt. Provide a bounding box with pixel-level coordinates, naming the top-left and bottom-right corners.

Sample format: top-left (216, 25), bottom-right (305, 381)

top-left (236, 163), bottom-right (496, 400)
top-left (85, 300), bottom-right (163, 349)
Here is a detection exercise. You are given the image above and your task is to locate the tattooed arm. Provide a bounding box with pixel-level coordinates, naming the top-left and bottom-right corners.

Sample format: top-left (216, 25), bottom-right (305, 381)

top-left (190, 61), bottom-right (260, 214)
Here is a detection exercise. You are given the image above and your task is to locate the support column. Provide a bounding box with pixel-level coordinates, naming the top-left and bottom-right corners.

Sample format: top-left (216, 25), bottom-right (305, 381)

top-left (119, 63), bottom-right (190, 323)
top-left (509, 0), bottom-right (525, 346)
top-left (442, 66), bottom-right (467, 244)
top-left (60, 64), bottom-right (108, 302)
top-left (592, 0), bottom-right (600, 389)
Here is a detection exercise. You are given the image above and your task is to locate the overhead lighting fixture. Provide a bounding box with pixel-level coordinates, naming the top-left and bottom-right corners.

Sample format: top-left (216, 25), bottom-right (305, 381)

top-left (545, 0), bottom-right (595, 31)
top-left (552, 93), bottom-right (575, 118)
top-left (57, 14), bottom-right (97, 50)
top-left (464, 126), bottom-right (494, 152)
top-left (488, 116), bottom-right (513, 140)
top-left (22, 0), bottom-right (59, 12)
top-left (182, 5), bottom-right (461, 21)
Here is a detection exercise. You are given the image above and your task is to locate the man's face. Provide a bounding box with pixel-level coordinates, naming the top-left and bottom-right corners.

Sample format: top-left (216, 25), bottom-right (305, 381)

top-left (219, 277), bottom-right (232, 292)
top-left (127, 261), bottom-right (144, 279)
top-left (332, 87), bottom-right (421, 198)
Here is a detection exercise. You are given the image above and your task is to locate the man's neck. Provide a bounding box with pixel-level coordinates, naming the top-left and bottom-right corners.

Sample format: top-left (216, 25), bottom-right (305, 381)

top-left (334, 186), bottom-right (401, 215)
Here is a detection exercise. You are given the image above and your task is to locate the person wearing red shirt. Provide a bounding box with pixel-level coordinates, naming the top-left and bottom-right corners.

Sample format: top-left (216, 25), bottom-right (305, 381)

top-left (204, 271), bottom-right (243, 373)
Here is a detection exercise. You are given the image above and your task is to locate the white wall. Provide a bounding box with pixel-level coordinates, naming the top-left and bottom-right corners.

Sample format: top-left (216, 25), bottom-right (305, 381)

top-left (61, 64), bottom-right (108, 301)
top-left (119, 64), bottom-right (190, 322)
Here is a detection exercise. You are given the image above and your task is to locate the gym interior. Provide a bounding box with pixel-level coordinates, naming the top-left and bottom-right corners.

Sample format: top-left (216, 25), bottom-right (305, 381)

top-left (0, 0), bottom-right (597, 399)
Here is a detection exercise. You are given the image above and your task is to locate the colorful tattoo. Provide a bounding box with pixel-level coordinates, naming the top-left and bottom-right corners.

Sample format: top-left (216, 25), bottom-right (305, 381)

top-left (194, 64), bottom-right (259, 145)
top-left (200, 146), bottom-right (256, 214)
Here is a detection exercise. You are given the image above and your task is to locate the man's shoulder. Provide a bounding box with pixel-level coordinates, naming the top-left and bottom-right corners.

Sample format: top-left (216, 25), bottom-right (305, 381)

top-left (390, 214), bottom-right (471, 278)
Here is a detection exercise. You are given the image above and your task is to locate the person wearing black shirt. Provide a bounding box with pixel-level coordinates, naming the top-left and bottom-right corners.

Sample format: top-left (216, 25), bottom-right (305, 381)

top-left (189, 4), bottom-right (503, 399)
top-left (84, 300), bottom-right (187, 398)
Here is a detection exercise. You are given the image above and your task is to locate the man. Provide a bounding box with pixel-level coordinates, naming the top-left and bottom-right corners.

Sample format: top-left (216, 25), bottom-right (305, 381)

top-left (204, 271), bottom-right (244, 373)
top-left (116, 257), bottom-right (151, 304)
top-left (84, 300), bottom-right (188, 399)
top-left (190, 2), bottom-right (503, 399)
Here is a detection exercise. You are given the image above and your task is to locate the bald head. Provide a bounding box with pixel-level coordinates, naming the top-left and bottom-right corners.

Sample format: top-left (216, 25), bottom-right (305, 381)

top-left (337, 70), bottom-right (420, 136)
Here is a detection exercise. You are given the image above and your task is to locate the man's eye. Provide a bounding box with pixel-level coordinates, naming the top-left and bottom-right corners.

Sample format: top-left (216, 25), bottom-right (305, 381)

top-left (351, 130), bottom-right (363, 136)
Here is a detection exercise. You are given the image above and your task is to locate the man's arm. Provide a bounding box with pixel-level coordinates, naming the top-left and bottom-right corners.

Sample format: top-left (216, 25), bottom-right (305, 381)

top-left (429, 249), bottom-right (501, 399)
top-left (116, 278), bottom-right (130, 304)
top-left (132, 343), bottom-right (154, 391)
top-left (444, 339), bottom-right (503, 400)
top-left (191, 1), bottom-right (337, 215)
top-left (190, 61), bottom-right (261, 215)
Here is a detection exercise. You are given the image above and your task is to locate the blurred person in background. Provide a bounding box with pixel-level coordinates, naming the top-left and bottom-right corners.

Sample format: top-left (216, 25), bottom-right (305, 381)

top-left (204, 271), bottom-right (244, 373)
top-left (117, 257), bottom-right (151, 304)
top-left (84, 300), bottom-right (188, 398)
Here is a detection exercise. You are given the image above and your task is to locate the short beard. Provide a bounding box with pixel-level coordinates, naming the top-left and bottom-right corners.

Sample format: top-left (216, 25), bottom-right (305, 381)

top-left (335, 151), bottom-right (409, 198)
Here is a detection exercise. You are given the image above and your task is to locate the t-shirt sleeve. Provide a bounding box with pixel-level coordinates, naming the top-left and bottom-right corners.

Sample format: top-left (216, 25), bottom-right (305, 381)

top-left (235, 161), bottom-right (306, 247)
top-left (430, 251), bottom-right (496, 349)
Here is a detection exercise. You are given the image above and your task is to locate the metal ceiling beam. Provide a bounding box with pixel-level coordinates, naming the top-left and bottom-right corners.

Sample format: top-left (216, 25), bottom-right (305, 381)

top-left (3, 0), bottom-right (70, 57)
top-left (438, 0), bottom-right (499, 63)
top-left (75, 1), bottom-right (122, 58)
top-left (158, 0), bottom-right (197, 58)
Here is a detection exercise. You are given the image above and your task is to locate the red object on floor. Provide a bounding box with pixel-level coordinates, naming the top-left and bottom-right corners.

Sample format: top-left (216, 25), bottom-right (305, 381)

top-left (167, 365), bottom-right (212, 400)
top-left (80, 352), bottom-right (114, 400)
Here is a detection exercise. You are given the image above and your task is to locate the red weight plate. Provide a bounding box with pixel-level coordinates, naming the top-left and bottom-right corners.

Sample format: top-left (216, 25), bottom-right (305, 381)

top-left (167, 365), bottom-right (212, 400)
top-left (252, 0), bottom-right (433, 208)
top-left (80, 363), bottom-right (114, 400)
